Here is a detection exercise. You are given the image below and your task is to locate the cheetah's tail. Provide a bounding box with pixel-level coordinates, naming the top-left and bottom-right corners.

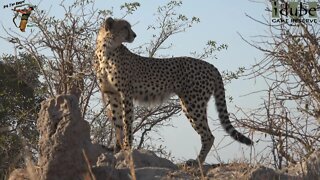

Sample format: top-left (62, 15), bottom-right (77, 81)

top-left (213, 70), bottom-right (253, 146)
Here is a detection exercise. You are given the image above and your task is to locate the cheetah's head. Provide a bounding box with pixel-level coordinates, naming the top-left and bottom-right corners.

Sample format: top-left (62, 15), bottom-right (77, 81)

top-left (98, 17), bottom-right (136, 49)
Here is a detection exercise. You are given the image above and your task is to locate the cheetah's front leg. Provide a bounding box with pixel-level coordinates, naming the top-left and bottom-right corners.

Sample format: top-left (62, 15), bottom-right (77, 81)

top-left (120, 92), bottom-right (134, 149)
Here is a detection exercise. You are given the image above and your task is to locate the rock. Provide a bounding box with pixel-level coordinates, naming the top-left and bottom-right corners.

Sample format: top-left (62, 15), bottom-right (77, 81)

top-left (135, 167), bottom-right (173, 180)
top-left (115, 149), bottom-right (178, 170)
top-left (36, 94), bottom-right (103, 179)
top-left (248, 166), bottom-right (300, 180)
top-left (96, 151), bottom-right (117, 167)
top-left (92, 149), bottom-right (178, 180)
top-left (92, 166), bottom-right (129, 180)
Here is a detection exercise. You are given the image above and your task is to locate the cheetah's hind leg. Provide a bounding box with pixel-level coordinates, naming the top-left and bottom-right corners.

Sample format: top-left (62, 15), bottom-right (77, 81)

top-left (179, 94), bottom-right (214, 165)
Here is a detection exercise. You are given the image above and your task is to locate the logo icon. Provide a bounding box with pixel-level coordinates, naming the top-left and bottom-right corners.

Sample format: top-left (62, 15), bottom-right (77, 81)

top-left (271, 1), bottom-right (318, 23)
top-left (3, 1), bottom-right (35, 32)
top-left (13, 4), bottom-right (35, 32)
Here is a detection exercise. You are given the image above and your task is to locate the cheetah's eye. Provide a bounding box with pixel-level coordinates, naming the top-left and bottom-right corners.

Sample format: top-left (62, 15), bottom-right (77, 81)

top-left (123, 26), bottom-right (129, 30)
top-left (123, 26), bottom-right (130, 34)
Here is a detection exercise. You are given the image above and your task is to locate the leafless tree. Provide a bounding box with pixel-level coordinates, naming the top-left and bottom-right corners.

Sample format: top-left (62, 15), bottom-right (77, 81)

top-left (235, 0), bottom-right (320, 169)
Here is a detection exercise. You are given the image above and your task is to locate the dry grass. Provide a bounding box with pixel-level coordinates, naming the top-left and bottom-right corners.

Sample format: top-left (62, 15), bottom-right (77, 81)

top-left (197, 158), bottom-right (205, 180)
top-left (82, 149), bottom-right (96, 180)
top-left (125, 149), bottom-right (137, 180)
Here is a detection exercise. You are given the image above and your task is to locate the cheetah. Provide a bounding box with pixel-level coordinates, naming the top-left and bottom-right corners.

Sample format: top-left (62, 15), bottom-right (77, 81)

top-left (94, 17), bottom-right (253, 164)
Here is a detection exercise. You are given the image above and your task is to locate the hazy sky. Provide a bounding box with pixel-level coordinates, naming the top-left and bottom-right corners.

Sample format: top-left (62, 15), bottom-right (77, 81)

top-left (0, 0), bottom-right (269, 164)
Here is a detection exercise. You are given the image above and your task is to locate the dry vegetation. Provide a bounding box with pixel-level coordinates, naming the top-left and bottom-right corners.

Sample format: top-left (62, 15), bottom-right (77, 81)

top-left (1, 0), bottom-right (320, 179)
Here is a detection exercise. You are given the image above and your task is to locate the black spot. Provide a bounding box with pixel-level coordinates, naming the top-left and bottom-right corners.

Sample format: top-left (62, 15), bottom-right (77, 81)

top-left (219, 114), bottom-right (229, 120)
top-left (115, 125), bottom-right (123, 129)
top-left (125, 109), bottom-right (132, 114)
top-left (231, 130), bottom-right (237, 137)
top-left (217, 106), bottom-right (223, 112)
top-left (225, 124), bottom-right (233, 132)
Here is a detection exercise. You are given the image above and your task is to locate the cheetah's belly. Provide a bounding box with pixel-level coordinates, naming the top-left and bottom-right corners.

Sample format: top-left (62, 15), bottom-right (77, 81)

top-left (131, 79), bottom-right (176, 105)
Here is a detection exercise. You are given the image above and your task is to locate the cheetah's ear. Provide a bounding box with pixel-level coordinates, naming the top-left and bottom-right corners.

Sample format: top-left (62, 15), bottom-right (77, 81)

top-left (105, 17), bottom-right (114, 30)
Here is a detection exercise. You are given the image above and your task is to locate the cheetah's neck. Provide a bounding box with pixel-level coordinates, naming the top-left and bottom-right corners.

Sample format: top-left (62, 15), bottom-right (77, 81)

top-left (102, 44), bottom-right (132, 59)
